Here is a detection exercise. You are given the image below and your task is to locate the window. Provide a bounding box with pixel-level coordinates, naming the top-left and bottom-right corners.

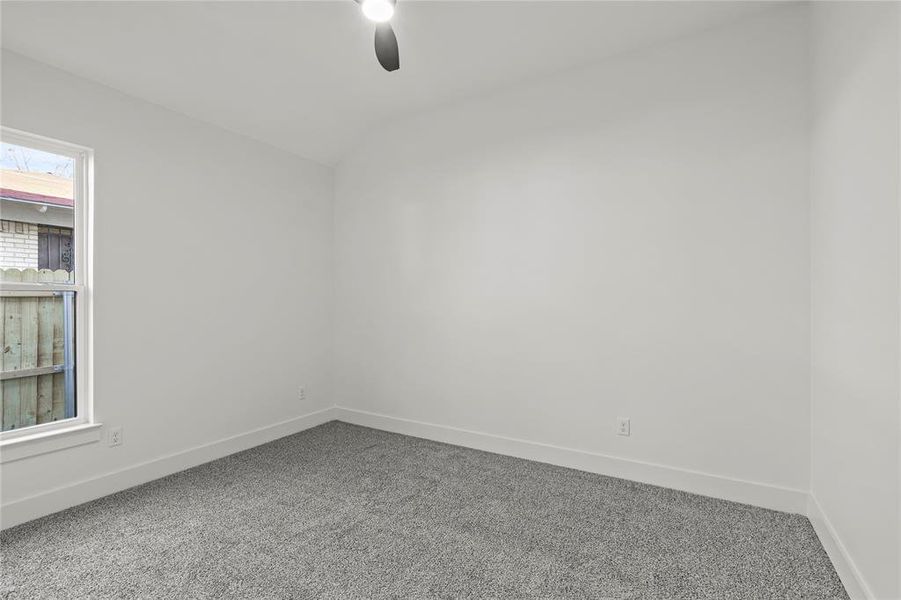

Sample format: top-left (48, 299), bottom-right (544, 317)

top-left (0, 128), bottom-right (92, 446)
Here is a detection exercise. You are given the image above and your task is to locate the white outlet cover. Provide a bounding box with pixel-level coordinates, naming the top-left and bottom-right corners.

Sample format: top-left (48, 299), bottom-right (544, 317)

top-left (616, 417), bottom-right (631, 436)
top-left (108, 426), bottom-right (123, 447)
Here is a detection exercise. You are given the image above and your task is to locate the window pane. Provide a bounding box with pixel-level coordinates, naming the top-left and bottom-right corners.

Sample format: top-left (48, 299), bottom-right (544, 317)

top-left (0, 143), bottom-right (75, 283)
top-left (0, 292), bottom-right (76, 430)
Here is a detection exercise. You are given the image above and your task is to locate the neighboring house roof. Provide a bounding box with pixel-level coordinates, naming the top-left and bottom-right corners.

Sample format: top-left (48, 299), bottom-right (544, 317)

top-left (0, 169), bottom-right (74, 208)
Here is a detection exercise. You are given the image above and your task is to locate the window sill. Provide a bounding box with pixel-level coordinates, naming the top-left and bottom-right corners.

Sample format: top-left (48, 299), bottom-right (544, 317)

top-left (0, 423), bottom-right (102, 464)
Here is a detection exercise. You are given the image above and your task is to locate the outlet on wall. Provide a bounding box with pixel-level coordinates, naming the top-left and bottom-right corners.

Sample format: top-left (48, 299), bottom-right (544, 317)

top-left (108, 426), bottom-right (123, 447)
top-left (616, 417), bottom-right (631, 437)
top-left (299, 386), bottom-right (306, 403)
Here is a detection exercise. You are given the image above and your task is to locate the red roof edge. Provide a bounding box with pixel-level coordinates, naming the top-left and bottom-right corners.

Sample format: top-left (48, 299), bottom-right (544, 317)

top-left (0, 188), bottom-right (75, 208)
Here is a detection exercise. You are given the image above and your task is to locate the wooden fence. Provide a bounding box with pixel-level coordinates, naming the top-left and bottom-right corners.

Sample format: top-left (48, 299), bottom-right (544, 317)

top-left (1, 268), bottom-right (73, 431)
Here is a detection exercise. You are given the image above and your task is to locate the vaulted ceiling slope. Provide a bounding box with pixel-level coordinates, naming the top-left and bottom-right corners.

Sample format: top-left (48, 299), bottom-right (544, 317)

top-left (1, 1), bottom-right (779, 165)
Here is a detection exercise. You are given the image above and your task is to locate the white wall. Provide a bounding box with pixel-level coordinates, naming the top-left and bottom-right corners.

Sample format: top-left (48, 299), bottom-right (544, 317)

top-left (334, 8), bottom-right (811, 493)
top-left (809, 3), bottom-right (901, 599)
top-left (0, 52), bottom-right (334, 508)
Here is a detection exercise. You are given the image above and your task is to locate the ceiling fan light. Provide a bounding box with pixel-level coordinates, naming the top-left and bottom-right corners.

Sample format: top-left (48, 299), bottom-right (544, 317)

top-left (361, 0), bottom-right (394, 23)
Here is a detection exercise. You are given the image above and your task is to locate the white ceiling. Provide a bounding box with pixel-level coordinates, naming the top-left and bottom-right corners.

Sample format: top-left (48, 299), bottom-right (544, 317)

top-left (1, 1), bottom-right (779, 165)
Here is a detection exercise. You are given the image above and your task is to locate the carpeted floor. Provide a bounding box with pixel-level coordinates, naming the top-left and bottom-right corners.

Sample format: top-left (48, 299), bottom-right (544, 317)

top-left (1, 421), bottom-right (847, 599)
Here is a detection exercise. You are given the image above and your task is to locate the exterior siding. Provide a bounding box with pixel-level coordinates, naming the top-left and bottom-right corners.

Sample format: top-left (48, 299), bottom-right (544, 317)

top-left (0, 220), bottom-right (39, 270)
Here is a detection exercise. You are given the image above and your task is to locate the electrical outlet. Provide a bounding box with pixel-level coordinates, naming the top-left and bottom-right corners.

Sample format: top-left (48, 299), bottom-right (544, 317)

top-left (616, 417), bottom-right (631, 437)
top-left (108, 426), bottom-right (123, 447)
top-left (299, 386), bottom-right (306, 403)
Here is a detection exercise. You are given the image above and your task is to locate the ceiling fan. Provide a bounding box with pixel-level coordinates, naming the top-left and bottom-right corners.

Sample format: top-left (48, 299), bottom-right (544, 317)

top-left (355, 0), bottom-right (400, 72)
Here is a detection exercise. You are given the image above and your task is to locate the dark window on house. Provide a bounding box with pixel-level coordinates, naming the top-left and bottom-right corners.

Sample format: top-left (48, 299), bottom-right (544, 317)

top-left (37, 226), bottom-right (74, 272)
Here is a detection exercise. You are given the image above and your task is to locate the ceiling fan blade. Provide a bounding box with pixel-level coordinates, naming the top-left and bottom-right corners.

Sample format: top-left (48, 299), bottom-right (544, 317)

top-left (374, 23), bottom-right (400, 72)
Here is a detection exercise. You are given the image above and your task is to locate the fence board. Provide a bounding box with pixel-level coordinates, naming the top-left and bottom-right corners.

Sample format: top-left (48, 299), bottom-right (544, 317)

top-left (37, 298), bottom-right (56, 368)
top-left (37, 297), bottom-right (57, 423)
top-left (18, 270), bottom-right (39, 427)
top-left (3, 296), bottom-right (23, 431)
top-left (19, 316), bottom-right (38, 427)
top-left (0, 269), bottom-right (21, 284)
top-left (51, 297), bottom-right (66, 421)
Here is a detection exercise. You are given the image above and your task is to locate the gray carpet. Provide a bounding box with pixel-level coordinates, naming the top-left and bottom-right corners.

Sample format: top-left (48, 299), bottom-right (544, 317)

top-left (1, 421), bottom-right (847, 599)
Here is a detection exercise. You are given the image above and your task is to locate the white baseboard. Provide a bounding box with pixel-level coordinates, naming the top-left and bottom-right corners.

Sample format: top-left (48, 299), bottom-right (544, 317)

top-left (0, 407), bottom-right (338, 530)
top-left (807, 494), bottom-right (874, 600)
top-left (333, 406), bottom-right (808, 515)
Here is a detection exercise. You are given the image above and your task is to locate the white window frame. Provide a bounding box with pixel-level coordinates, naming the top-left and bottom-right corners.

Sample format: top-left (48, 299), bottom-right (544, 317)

top-left (0, 127), bottom-right (97, 459)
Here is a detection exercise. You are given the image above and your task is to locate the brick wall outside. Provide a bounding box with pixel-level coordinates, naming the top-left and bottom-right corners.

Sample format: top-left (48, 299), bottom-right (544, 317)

top-left (0, 220), bottom-right (39, 270)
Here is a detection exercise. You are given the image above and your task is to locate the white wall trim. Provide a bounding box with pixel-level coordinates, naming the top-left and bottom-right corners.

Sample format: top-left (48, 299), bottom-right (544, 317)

top-left (333, 406), bottom-right (809, 515)
top-left (0, 407), bottom-right (338, 530)
top-left (807, 494), bottom-right (875, 600)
